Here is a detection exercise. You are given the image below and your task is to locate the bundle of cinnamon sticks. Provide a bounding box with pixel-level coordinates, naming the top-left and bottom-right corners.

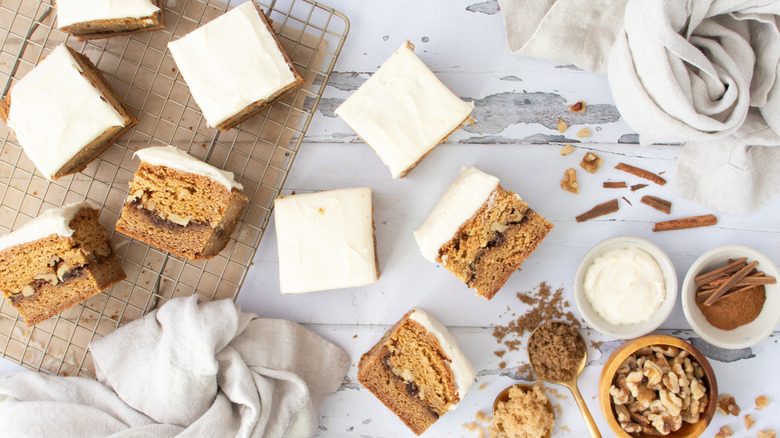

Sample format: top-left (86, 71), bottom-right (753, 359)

top-left (695, 258), bottom-right (776, 306)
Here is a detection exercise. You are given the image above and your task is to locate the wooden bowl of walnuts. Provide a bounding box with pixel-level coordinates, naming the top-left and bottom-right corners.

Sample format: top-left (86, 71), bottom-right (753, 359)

top-left (598, 335), bottom-right (718, 437)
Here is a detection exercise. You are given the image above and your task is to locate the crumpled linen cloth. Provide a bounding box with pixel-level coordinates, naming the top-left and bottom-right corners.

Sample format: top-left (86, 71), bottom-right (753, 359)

top-left (0, 296), bottom-right (350, 438)
top-left (499, 0), bottom-right (780, 214)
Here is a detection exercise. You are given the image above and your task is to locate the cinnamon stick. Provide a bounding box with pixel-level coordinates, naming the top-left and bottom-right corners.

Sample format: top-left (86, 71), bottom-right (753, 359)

top-left (641, 195), bottom-right (672, 214)
top-left (704, 261), bottom-right (759, 306)
top-left (622, 196), bottom-right (632, 206)
top-left (652, 214), bottom-right (717, 232)
top-left (630, 184), bottom-right (648, 191)
top-left (575, 199), bottom-right (619, 222)
top-left (603, 181), bottom-right (627, 189)
top-left (694, 258), bottom-right (747, 286)
top-left (615, 163), bottom-right (667, 185)
top-left (698, 284), bottom-right (762, 303)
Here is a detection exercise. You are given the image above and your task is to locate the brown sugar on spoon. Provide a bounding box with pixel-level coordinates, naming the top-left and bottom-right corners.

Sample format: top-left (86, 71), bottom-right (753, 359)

top-left (527, 321), bottom-right (586, 382)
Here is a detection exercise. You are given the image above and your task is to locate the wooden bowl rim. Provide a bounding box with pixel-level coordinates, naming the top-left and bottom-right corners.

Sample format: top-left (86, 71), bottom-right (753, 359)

top-left (598, 334), bottom-right (718, 438)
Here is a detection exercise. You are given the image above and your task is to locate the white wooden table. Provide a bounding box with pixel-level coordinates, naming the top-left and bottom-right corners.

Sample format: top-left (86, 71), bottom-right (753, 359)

top-left (3, 1), bottom-right (780, 436)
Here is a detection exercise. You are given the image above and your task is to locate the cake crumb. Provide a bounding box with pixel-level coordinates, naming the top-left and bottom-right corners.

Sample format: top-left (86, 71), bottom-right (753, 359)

top-left (462, 410), bottom-right (498, 438)
top-left (757, 431), bottom-right (776, 438)
top-left (756, 395), bottom-right (770, 410)
top-left (745, 414), bottom-right (755, 430)
top-left (494, 350), bottom-right (506, 358)
top-left (577, 127), bottom-right (591, 137)
top-left (498, 362), bottom-right (506, 369)
top-left (479, 383), bottom-right (487, 391)
top-left (559, 144), bottom-right (575, 156)
top-left (557, 118), bottom-right (568, 133)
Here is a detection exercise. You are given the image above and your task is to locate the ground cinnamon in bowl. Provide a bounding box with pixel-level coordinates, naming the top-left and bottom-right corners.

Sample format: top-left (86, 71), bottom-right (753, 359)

top-left (696, 286), bottom-right (765, 330)
top-left (527, 321), bottom-right (586, 382)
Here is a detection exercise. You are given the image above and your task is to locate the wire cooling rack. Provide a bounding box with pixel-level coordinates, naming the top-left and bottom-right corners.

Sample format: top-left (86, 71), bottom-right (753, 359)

top-left (0, 0), bottom-right (348, 377)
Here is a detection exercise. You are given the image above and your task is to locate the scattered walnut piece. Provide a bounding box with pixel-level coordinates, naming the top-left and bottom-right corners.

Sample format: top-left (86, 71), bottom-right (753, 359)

top-left (717, 394), bottom-right (741, 416)
top-left (569, 100), bottom-right (586, 113)
top-left (561, 168), bottom-right (579, 194)
top-left (715, 425), bottom-right (734, 438)
top-left (580, 152), bottom-right (604, 174)
top-left (745, 414), bottom-right (755, 430)
top-left (756, 395), bottom-right (770, 410)
top-left (757, 431), bottom-right (776, 438)
top-left (577, 127), bottom-right (591, 137)
top-left (557, 118), bottom-right (568, 133)
top-left (560, 144), bottom-right (575, 156)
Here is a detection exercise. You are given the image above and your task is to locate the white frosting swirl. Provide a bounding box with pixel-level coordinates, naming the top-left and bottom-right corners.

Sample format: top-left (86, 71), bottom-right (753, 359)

top-left (583, 246), bottom-right (666, 325)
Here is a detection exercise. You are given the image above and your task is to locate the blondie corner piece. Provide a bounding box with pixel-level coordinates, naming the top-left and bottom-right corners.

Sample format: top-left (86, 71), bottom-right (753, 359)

top-left (414, 166), bottom-right (553, 299)
top-left (274, 187), bottom-right (379, 294)
top-left (55, 0), bottom-right (166, 40)
top-left (115, 146), bottom-right (248, 261)
top-left (0, 44), bottom-right (137, 180)
top-left (0, 202), bottom-right (126, 327)
top-left (358, 308), bottom-right (475, 435)
top-left (335, 40), bottom-right (474, 179)
top-left (168, 1), bottom-right (304, 131)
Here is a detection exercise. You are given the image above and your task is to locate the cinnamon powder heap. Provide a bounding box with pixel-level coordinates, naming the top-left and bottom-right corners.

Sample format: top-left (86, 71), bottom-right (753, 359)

top-left (492, 282), bottom-right (580, 353)
top-left (696, 286), bottom-right (765, 330)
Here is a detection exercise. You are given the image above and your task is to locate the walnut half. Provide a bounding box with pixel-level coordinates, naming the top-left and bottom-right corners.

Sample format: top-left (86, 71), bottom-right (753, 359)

top-left (561, 168), bottom-right (579, 194)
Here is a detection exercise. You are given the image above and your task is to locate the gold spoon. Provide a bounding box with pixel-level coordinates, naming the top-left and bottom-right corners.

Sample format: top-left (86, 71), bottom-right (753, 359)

top-left (527, 322), bottom-right (602, 438)
top-left (492, 383), bottom-right (554, 438)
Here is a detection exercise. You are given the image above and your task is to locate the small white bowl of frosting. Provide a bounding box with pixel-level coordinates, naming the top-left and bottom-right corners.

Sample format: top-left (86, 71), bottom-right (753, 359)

top-left (573, 236), bottom-right (678, 339)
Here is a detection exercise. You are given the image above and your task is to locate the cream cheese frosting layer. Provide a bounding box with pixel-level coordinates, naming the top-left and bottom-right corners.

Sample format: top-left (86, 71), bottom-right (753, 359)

top-left (335, 41), bottom-right (475, 178)
top-left (168, 2), bottom-right (297, 127)
top-left (56, 0), bottom-right (160, 28)
top-left (274, 187), bottom-right (378, 294)
top-left (134, 146), bottom-right (243, 191)
top-left (7, 44), bottom-right (126, 180)
top-left (0, 202), bottom-right (93, 252)
top-left (408, 308), bottom-right (475, 406)
top-left (414, 166), bottom-right (500, 263)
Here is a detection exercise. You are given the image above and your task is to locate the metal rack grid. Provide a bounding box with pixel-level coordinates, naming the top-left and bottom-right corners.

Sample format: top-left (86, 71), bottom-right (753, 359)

top-left (0, 0), bottom-right (349, 377)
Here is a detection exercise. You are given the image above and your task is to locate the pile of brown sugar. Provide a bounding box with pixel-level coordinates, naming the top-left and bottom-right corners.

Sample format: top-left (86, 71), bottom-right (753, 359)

top-left (492, 282), bottom-right (580, 353)
top-left (494, 383), bottom-right (555, 438)
top-left (527, 321), bottom-right (586, 382)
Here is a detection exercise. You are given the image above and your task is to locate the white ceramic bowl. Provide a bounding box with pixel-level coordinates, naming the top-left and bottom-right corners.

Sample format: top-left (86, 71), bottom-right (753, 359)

top-left (681, 245), bottom-right (780, 349)
top-left (573, 236), bottom-right (678, 339)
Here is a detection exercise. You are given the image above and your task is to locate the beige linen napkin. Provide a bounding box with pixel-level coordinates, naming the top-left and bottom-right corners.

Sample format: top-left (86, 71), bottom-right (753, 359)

top-left (0, 296), bottom-right (350, 438)
top-left (498, 0), bottom-right (780, 213)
